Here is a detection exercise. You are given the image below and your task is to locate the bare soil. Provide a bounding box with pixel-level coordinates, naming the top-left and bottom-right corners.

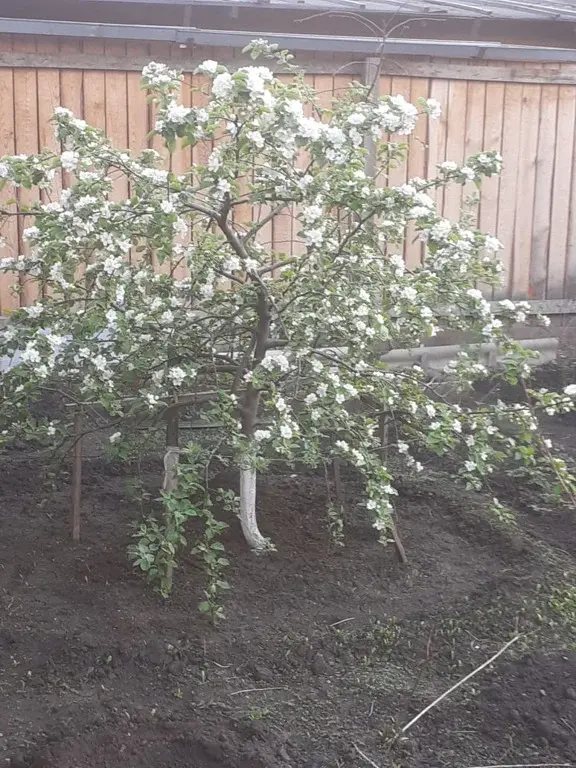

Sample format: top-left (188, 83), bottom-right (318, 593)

top-left (2, 390), bottom-right (576, 767)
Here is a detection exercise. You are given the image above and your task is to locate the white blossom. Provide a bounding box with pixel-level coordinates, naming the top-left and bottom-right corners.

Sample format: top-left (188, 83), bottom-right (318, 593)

top-left (24, 304), bottom-right (43, 318)
top-left (246, 130), bottom-right (265, 149)
top-left (168, 367), bottom-right (186, 386)
top-left (198, 59), bottom-right (219, 75)
top-left (429, 219), bottom-right (452, 240)
top-left (425, 98), bottom-right (442, 119)
top-left (22, 226), bottom-right (40, 242)
top-left (21, 343), bottom-right (41, 365)
top-left (142, 62), bottom-right (180, 86)
top-left (207, 148), bottom-right (222, 172)
top-left (165, 101), bottom-right (191, 125)
top-left (60, 151), bottom-right (80, 172)
top-left (485, 236), bottom-right (502, 253)
top-left (440, 160), bottom-right (458, 172)
top-left (212, 72), bottom-right (234, 99)
top-left (254, 429), bottom-right (271, 441)
top-left (301, 205), bottom-right (323, 224)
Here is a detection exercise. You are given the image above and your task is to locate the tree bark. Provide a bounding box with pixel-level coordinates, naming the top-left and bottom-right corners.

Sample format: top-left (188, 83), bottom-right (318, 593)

top-left (239, 467), bottom-right (271, 552)
top-left (236, 284), bottom-right (274, 551)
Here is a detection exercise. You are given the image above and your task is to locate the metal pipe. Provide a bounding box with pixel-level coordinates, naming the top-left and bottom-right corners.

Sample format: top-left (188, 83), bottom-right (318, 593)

top-left (2, 16), bottom-right (576, 61)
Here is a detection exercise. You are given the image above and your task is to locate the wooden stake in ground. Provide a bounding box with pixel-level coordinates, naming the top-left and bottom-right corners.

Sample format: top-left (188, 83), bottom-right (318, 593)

top-left (71, 407), bottom-right (83, 542)
top-left (332, 458), bottom-right (345, 514)
top-left (377, 413), bottom-right (407, 565)
top-left (389, 517), bottom-right (408, 565)
top-left (162, 408), bottom-right (180, 591)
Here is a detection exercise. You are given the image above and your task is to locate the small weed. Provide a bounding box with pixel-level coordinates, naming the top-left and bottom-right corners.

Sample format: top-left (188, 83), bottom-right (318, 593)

top-left (247, 707), bottom-right (271, 720)
top-left (533, 579), bottom-right (576, 635)
top-left (125, 477), bottom-right (152, 511)
top-left (333, 617), bottom-right (401, 663)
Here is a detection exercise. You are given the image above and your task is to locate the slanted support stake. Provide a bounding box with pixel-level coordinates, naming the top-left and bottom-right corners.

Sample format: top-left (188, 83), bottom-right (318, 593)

top-left (71, 407), bottom-right (83, 542)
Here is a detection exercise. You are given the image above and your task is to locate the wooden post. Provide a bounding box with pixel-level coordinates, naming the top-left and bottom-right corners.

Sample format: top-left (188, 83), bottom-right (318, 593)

top-left (332, 458), bottom-right (345, 514)
top-left (71, 407), bottom-right (83, 541)
top-left (378, 412), bottom-right (389, 460)
top-left (389, 518), bottom-right (408, 565)
top-left (363, 57), bottom-right (381, 176)
top-left (377, 415), bottom-right (407, 564)
top-left (162, 408), bottom-right (180, 591)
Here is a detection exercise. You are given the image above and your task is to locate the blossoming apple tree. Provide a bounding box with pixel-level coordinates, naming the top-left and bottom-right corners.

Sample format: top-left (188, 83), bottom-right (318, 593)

top-left (0, 42), bottom-right (574, 609)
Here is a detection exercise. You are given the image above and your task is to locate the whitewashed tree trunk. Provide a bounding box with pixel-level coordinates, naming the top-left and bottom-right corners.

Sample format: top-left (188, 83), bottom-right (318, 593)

top-left (239, 467), bottom-right (271, 551)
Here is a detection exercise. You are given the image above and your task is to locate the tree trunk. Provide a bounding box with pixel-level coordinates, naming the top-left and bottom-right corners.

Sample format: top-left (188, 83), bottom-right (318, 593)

top-left (239, 467), bottom-right (271, 552)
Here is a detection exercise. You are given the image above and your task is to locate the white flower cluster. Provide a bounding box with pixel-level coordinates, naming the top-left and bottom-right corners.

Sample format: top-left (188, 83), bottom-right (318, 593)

top-left (374, 95), bottom-right (418, 135)
top-left (141, 62), bottom-right (181, 88)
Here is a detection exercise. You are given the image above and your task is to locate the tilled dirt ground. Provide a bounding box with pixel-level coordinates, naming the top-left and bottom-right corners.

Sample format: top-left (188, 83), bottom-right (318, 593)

top-left (2, 406), bottom-right (576, 767)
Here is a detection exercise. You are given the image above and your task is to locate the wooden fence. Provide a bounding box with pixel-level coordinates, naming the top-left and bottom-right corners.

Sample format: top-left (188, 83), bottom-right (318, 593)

top-left (1, 33), bottom-right (576, 313)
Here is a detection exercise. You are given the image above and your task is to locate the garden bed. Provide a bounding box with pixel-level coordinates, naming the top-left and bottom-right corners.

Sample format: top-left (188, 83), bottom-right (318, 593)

top-left (1, 400), bottom-right (576, 768)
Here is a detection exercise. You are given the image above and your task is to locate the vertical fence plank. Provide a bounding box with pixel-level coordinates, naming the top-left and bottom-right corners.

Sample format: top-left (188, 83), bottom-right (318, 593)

top-left (406, 77), bottom-right (430, 269)
top-left (13, 38), bottom-right (39, 306)
top-left (287, 73), bottom-right (316, 259)
top-left (511, 84), bottom-right (541, 299)
top-left (495, 83), bottom-right (523, 298)
top-left (388, 77), bottom-right (411, 191)
top-left (443, 80), bottom-right (468, 222)
top-left (36, 38), bottom-right (63, 300)
top-left (378, 75), bottom-right (392, 190)
top-left (126, 41), bottom-right (152, 267)
top-left (126, 41), bottom-right (150, 156)
top-left (191, 73), bottom-right (212, 169)
top-left (0, 61), bottom-right (19, 315)
top-left (104, 41), bottom-right (129, 205)
top-left (426, 79), bottom-right (449, 212)
top-left (479, 82), bottom-right (504, 298)
top-left (59, 39), bottom-right (84, 117)
top-left (36, 37), bottom-right (61, 145)
top-left (333, 73), bottom-right (352, 100)
top-left (463, 80), bottom-right (489, 294)
top-left (59, 38), bottom-right (84, 194)
top-left (463, 80), bottom-right (486, 228)
top-left (82, 40), bottom-right (106, 130)
top-left (170, 72), bottom-right (193, 280)
top-left (548, 85), bottom-right (576, 299)
top-left (564, 119), bottom-right (576, 301)
top-left (529, 84), bottom-right (558, 300)
top-left (149, 42), bottom-right (173, 164)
